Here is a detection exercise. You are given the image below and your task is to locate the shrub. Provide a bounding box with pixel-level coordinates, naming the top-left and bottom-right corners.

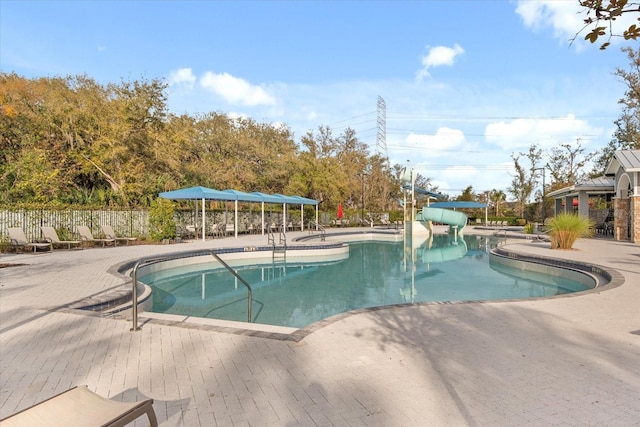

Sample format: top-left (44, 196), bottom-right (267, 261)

top-left (523, 222), bottom-right (535, 234)
top-left (148, 198), bottom-right (176, 241)
top-left (547, 213), bottom-right (593, 250)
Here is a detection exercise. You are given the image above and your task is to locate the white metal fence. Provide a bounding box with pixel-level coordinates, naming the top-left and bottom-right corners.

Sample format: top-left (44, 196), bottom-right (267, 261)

top-left (0, 209), bottom-right (149, 242)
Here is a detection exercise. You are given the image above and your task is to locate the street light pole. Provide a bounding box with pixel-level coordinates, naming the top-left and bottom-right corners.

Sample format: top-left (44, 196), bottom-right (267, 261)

top-left (361, 176), bottom-right (365, 224)
top-left (357, 172), bottom-right (368, 226)
top-left (534, 167), bottom-right (546, 223)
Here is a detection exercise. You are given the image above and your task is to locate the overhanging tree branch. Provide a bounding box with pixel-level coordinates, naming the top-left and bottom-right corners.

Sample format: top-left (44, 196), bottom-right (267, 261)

top-left (573, 0), bottom-right (640, 49)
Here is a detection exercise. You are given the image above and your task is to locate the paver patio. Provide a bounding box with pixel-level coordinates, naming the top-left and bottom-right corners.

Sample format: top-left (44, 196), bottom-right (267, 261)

top-left (1, 228), bottom-right (639, 426)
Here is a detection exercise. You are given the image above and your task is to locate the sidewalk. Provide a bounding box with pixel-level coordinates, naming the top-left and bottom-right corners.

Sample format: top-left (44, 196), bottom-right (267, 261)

top-left (1, 229), bottom-right (639, 426)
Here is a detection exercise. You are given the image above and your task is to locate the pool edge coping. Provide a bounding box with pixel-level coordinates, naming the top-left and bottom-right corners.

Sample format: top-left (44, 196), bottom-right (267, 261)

top-left (94, 239), bottom-right (625, 342)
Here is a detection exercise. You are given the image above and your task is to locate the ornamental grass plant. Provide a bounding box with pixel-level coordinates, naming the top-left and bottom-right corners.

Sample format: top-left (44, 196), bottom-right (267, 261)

top-left (547, 213), bottom-right (593, 250)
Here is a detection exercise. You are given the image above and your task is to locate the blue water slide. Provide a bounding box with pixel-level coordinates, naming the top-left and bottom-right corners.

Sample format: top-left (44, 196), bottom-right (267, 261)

top-left (417, 207), bottom-right (467, 232)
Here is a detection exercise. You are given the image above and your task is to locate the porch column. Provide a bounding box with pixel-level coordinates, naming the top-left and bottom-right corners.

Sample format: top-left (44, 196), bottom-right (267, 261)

top-left (554, 198), bottom-right (563, 216)
top-left (564, 196), bottom-right (573, 213)
top-left (613, 197), bottom-right (629, 241)
top-left (578, 192), bottom-right (589, 218)
top-left (632, 196), bottom-right (640, 243)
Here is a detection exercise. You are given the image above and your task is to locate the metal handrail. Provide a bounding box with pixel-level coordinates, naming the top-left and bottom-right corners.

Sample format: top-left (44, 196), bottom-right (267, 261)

top-left (308, 222), bottom-right (326, 241)
top-left (493, 229), bottom-right (508, 246)
top-left (130, 249), bottom-right (253, 331)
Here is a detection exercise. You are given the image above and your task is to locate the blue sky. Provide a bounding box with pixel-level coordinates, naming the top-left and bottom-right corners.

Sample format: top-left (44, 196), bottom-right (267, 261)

top-left (1, 1), bottom-right (635, 197)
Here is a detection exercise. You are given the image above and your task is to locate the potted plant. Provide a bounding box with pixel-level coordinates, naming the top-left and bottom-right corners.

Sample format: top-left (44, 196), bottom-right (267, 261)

top-left (547, 213), bottom-right (593, 250)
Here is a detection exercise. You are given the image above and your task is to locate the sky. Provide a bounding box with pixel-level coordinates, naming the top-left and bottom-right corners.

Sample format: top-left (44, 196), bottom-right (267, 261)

top-left (1, 0), bottom-right (636, 198)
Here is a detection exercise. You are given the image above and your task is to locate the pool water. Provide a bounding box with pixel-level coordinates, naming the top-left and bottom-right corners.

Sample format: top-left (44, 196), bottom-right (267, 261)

top-left (141, 235), bottom-right (592, 328)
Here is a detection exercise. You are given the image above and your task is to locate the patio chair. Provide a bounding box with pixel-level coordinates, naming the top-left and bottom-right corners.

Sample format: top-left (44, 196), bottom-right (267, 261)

top-left (77, 226), bottom-right (115, 247)
top-left (0, 385), bottom-right (157, 427)
top-left (101, 225), bottom-right (137, 246)
top-left (7, 228), bottom-right (52, 253)
top-left (185, 225), bottom-right (197, 238)
top-left (41, 226), bottom-right (81, 249)
top-left (224, 223), bottom-right (235, 236)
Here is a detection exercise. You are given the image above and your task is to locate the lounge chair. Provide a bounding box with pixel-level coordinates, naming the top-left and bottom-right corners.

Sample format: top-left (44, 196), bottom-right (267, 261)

top-left (41, 226), bottom-right (81, 249)
top-left (0, 385), bottom-right (157, 427)
top-left (77, 226), bottom-right (115, 247)
top-left (223, 223), bottom-right (235, 236)
top-left (185, 225), bottom-right (197, 238)
top-left (210, 223), bottom-right (223, 238)
top-left (101, 225), bottom-right (137, 246)
top-left (7, 227), bottom-right (51, 253)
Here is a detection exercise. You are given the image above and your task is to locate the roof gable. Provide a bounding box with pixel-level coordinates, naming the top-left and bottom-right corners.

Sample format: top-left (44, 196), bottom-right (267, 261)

top-left (605, 149), bottom-right (640, 175)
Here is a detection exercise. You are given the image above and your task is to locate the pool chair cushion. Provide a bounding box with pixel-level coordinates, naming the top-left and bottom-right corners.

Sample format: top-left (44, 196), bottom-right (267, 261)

top-left (0, 385), bottom-right (158, 427)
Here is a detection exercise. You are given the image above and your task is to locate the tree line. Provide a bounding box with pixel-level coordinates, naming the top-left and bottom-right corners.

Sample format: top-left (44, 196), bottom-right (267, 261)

top-left (0, 72), bottom-right (399, 214)
top-left (1, 47), bottom-right (638, 220)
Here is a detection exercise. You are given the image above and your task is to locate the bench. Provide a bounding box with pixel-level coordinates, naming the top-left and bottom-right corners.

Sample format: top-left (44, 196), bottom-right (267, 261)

top-left (0, 386), bottom-right (157, 427)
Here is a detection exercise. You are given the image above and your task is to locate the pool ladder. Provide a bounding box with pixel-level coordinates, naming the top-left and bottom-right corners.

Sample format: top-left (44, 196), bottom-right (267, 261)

top-left (308, 221), bottom-right (326, 241)
top-left (268, 227), bottom-right (287, 279)
top-left (129, 249), bottom-right (253, 331)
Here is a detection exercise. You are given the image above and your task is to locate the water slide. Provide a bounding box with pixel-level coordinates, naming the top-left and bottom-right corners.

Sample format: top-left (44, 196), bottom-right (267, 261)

top-left (417, 207), bottom-right (468, 233)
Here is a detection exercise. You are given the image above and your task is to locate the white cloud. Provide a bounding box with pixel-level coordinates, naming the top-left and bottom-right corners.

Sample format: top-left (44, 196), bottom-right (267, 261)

top-left (168, 67), bottom-right (196, 89)
top-left (406, 127), bottom-right (465, 152)
top-left (416, 44), bottom-right (464, 81)
top-left (200, 71), bottom-right (276, 106)
top-left (484, 114), bottom-right (602, 151)
top-left (514, 0), bottom-right (637, 47)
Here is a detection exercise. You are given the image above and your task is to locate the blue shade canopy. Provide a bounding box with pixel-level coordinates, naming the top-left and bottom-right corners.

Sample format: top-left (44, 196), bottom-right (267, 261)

top-left (221, 189), bottom-right (264, 202)
top-left (430, 201), bottom-right (487, 209)
top-left (286, 195), bottom-right (319, 206)
top-left (273, 194), bottom-right (299, 204)
top-left (158, 186), bottom-right (319, 240)
top-left (249, 192), bottom-right (285, 204)
top-left (158, 186), bottom-right (231, 200)
top-left (160, 186), bottom-right (319, 205)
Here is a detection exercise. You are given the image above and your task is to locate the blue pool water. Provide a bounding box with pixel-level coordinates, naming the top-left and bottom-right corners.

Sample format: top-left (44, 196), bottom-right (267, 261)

top-left (140, 235), bottom-right (592, 328)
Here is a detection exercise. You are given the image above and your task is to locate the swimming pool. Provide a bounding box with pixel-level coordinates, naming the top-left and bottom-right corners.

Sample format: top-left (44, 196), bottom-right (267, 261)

top-left (138, 234), bottom-right (595, 328)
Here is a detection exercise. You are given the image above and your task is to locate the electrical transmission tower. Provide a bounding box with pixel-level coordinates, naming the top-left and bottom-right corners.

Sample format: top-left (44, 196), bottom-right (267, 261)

top-left (376, 95), bottom-right (389, 169)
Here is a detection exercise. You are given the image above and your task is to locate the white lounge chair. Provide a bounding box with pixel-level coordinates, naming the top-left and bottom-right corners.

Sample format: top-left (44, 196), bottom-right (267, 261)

top-left (224, 223), bottom-right (235, 236)
top-left (0, 385), bottom-right (157, 427)
top-left (77, 226), bottom-right (115, 247)
top-left (7, 227), bottom-right (51, 253)
top-left (41, 226), bottom-right (81, 249)
top-left (101, 225), bottom-right (137, 246)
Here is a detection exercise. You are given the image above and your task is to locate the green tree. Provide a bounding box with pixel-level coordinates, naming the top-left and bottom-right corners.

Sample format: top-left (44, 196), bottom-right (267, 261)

top-left (148, 198), bottom-right (176, 241)
top-left (489, 189), bottom-right (506, 217)
top-left (456, 186), bottom-right (475, 202)
top-left (591, 46), bottom-right (640, 174)
top-left (546, 139), bottom-right (596, 187)
top-left (508, 144), bottom-right (542, 217)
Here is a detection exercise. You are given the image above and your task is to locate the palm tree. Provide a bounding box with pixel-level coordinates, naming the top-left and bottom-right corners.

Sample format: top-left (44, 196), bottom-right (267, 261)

top-left (490, 189), bottom-right (506, 217)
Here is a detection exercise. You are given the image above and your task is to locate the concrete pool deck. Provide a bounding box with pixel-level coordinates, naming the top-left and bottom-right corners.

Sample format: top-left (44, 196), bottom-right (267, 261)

top-left (1, 227), bottom-right (639, 426)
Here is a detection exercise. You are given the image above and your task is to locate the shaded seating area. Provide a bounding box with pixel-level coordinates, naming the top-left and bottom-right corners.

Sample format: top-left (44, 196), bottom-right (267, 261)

top-left (159, 186), bottom-right (319, 241)
top-left (101, 225), bottom-right (137, 246)
top-left (594, 210), bottom-right (614, 236)
top-left (77, 226), bottom-right (115, 247)
top-left (7, 227), bottom-right (52, 253)
top-left (0, 385), bottom-right (157, 427)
